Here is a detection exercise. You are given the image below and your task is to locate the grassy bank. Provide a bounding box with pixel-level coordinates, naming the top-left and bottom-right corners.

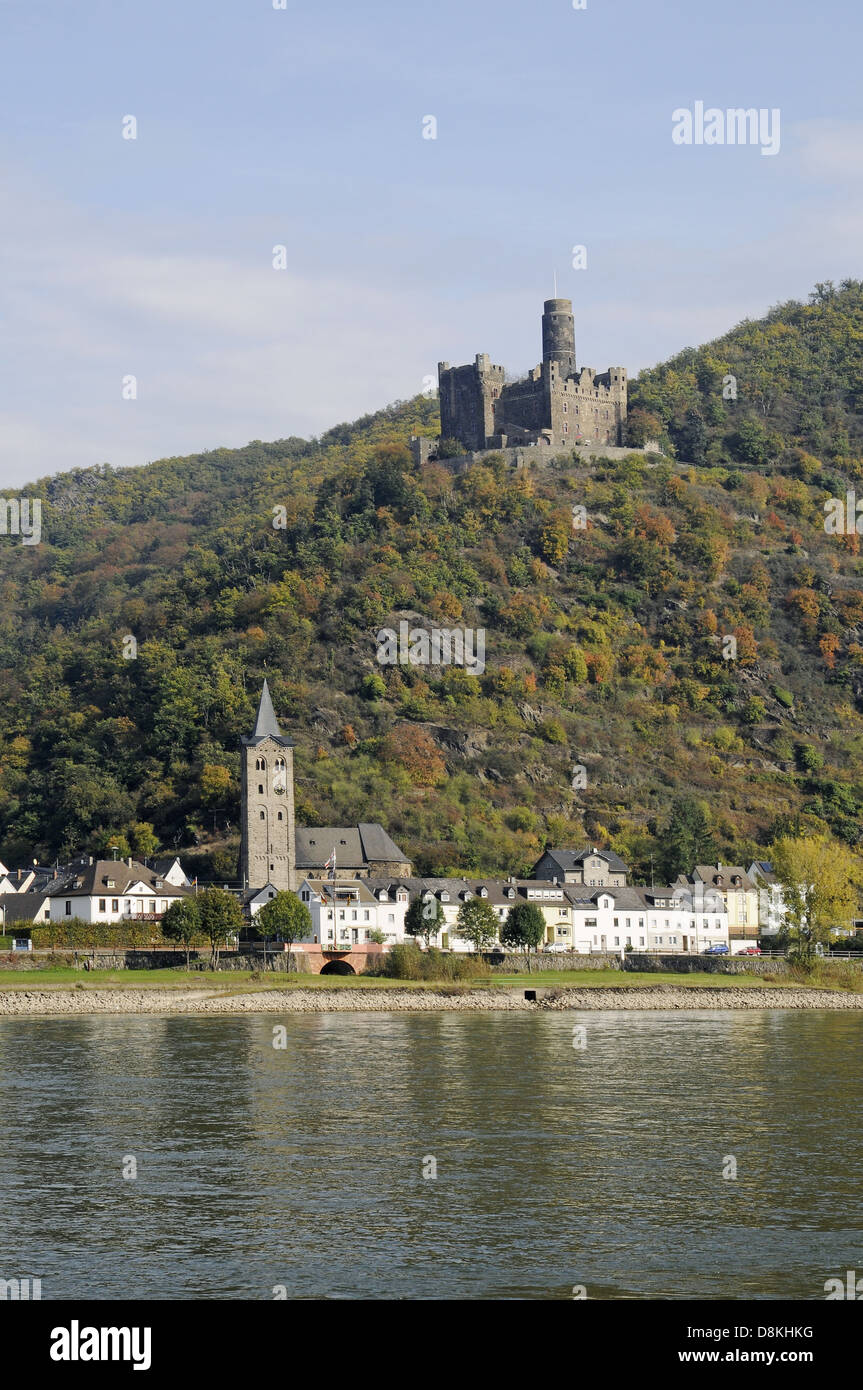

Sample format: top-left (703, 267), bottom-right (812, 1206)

top-left (0, 966), bottom-right (810, 992)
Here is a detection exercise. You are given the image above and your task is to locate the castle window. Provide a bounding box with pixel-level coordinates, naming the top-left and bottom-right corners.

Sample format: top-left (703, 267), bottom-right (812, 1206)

top-left (259, 811), bottom-right (265, 821)
top-left (256, 757), bottom-right (267, 771)
top-left (258, 784), bottom-right (264, 794)
top-left (275, 757), bottom-right (286, 772)
top-left (564, 423), bottom-right (568, 433)
top-left (277, 812), bottom-right (283, 822)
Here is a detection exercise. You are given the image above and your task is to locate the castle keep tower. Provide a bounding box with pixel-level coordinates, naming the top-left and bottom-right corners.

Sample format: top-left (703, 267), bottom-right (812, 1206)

top-left (437, 297), bottom-right (627, 454)
top-left (240, 680), bottom-right (297, 892)
top-left (541, 297), bottom-right (576, 375)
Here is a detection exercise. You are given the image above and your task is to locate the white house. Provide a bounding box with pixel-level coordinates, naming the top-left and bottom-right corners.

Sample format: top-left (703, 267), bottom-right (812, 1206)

top-left (638, 887), bottom-right (729, 954)
top-left (297, 877), bottom-right (410, 946)
top-left (747, 861), bottom-right (787, 937)
top-left (45, 858), bottom-right (190, 923)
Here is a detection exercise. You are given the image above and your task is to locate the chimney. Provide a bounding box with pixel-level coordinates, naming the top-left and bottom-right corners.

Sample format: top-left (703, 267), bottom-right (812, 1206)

top-left (127, 857), bottom-right (133, 868)
top-left (17, 869), bottom-right (21, 882)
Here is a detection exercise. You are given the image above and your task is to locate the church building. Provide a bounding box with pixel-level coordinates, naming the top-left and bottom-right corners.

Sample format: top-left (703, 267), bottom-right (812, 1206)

top-left (240, 682), bottom-right (411, 893)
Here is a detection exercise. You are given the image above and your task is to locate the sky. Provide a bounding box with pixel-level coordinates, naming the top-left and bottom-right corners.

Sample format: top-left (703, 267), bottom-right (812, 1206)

top-left (1, 0), bottom-right (861, 488)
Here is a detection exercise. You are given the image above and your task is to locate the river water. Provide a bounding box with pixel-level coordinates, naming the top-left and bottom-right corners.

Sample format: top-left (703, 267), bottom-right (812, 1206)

top-left (0, 1010), bottom-right (860, 1299)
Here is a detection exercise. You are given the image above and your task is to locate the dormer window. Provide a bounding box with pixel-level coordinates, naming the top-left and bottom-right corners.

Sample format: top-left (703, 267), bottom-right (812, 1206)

top-left (479, 887), bottom-right (488, 897)
top-left (440, 891), bottom-right (449, 902)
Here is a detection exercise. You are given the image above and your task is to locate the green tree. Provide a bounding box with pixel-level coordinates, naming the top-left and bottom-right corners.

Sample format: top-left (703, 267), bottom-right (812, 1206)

top-left (500, 901), bottom-right (546, 972)
top-left (405, 895), bottom-right (445, 949)
top-left (256, 890), bottom-right (312, 968)
top-left (161, 897), bottom-right (201, 969)
top-left (129, 821), bottom-right (159, 857)
top-left (659, 797), bottom-right (717, 881)
top-left (196, 886), bottom-right (243, 967)
top-left (454, 896), bottom-right (499, 953)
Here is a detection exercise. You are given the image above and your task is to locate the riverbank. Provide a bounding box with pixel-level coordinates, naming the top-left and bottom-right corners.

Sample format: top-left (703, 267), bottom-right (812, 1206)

top-left (2, 983), bottom-right (863, 1013)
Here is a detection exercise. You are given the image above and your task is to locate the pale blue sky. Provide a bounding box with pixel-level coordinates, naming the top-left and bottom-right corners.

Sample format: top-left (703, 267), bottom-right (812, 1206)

top-left (1, 0), bottom-right (861, 487)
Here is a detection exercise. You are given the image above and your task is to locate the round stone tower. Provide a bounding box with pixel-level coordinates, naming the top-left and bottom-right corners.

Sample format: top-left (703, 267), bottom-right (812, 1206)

top-left (542, 298), bottom-right (576, 376)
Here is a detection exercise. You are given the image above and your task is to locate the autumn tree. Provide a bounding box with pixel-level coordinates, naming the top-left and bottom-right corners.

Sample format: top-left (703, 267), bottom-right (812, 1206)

top-left (380, 725), bottom-right (446, 787)
top-left (770, 834), bottom-right (859, 959)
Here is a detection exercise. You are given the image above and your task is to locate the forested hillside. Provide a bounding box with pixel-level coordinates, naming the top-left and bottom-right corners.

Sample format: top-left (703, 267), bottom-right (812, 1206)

top-left (2, 281), bottom-right (863, 882)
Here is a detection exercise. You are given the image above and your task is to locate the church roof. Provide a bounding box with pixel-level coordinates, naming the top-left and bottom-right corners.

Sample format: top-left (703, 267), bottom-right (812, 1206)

top-left (295, 824), bottom-right (410, 868)
top-left (242, 680), bottom-right (294, 747)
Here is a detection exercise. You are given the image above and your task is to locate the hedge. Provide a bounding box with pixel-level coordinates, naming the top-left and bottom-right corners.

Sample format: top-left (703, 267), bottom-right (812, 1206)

top-left (27, 918), bottom-right (206, 950)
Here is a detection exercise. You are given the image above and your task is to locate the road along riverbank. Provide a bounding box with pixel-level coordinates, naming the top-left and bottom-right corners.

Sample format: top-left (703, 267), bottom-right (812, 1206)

top-left (2, 984), bottom-right (863, 1014)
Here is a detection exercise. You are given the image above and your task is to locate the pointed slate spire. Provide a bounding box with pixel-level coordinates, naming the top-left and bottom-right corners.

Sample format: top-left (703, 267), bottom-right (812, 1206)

top-left (252, 679), bottom-right (282, 739)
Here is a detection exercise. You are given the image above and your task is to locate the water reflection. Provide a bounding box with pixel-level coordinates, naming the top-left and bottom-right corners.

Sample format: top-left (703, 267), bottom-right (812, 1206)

top-left (0, 1011), bottom-right (860, 1299)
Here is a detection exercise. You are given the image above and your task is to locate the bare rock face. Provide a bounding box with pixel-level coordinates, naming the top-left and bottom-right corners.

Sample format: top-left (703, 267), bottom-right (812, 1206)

top-left (423, 724), bottom-right (489, 758)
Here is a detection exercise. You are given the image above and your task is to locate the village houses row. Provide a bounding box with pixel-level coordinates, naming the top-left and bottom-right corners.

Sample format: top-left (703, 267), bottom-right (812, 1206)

top-left (0, 845), bottom-right (785, 956)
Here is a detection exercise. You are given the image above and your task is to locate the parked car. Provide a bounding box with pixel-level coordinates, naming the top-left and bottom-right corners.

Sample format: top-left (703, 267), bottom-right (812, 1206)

top-left (703, 943), bottom-right (729, 955)
top-left (739, 946), bottom-right (762, 955)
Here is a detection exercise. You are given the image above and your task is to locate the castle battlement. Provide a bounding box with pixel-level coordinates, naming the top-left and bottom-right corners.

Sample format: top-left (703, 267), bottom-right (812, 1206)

top-left (437, 298), bottom-right (627, 452)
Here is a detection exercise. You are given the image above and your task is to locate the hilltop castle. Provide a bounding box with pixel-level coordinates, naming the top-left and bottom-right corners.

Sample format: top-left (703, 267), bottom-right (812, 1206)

top-left (435, 297), bottom-right (627, 455)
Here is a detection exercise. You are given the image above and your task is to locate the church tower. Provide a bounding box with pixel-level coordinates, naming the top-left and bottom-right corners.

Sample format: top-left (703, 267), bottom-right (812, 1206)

top-left (240, 680), bottom-right (297, 892)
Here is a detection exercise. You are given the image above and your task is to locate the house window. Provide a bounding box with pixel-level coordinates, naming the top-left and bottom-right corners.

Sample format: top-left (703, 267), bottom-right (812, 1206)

top-left (613, 917), bottom-right (619, 927)
top-left (99, 899), bottom-right (106, 912)
top-left (65, 901), bottom-right (71, 916)
top-left (112, 899), bottom-right (118, 912)
top-left (363, 910), bottom-right (370, 921)
top-left (613, 936), bottom-right (620, 946)
top-left (387, 913), bottom-right (394, 923)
